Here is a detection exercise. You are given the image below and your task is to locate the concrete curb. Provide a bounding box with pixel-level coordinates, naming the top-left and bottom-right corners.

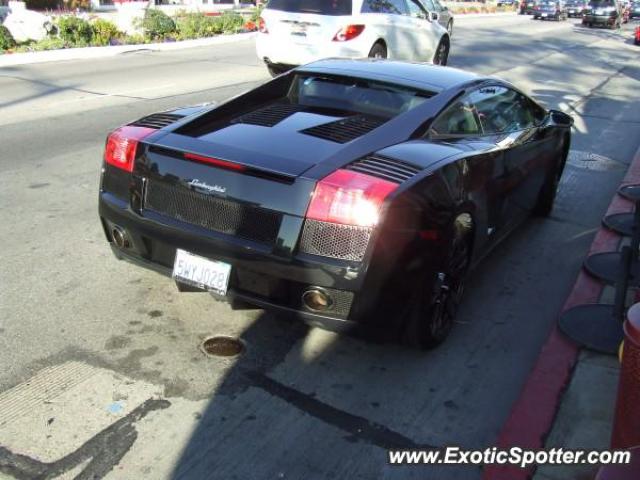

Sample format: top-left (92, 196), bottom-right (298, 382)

top-left (484, 144), bottom-right (640, 480)
top-left (0, 32), bottom-right (257, 68)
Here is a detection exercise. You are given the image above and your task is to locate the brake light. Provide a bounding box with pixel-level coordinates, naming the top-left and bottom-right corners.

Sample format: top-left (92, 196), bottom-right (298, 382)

top-left (104, 125), bottom-right (155, 172)
top-left (184, 152), bottom-right (246, 172)
top-left (305, 169), bottom-right (397, 227)
top-left (258, 16), bottom-right (268, 33)
top-left (332, 24), bottom-right (365, 42)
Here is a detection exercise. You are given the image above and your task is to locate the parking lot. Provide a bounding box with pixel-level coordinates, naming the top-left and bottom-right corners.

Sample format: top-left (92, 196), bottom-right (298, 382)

top-left (1, 13), bottom-right (640, 480)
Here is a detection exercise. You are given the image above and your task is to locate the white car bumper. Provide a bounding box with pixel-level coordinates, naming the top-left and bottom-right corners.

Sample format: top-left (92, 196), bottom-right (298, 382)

top-left (256, 32), bottom-right (370, 67)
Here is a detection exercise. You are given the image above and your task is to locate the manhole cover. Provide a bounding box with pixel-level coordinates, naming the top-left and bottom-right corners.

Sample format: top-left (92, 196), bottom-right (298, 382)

top-left (201, 336), bottom-right (245, 357)
top-left (566, 150), bottom-right (624, 172)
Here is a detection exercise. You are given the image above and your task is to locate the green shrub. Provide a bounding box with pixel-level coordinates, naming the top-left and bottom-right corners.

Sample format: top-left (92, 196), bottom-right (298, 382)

top-left (219, 12), bottom-right (244, 34)
top-left (92, 18), bottom-right (120, 46)
top-left (123, 33), bottom-right (147, 45)
top-left (29, 37), bottom-right (67, 51)
top-left (141, 9), bottom-right (176, 40)
top-left (57, 16), bottom-right (93, 46)
top-left (176, 12), bottom-right (223, 40)
top-left (0, 25), bottom-right (16, 51)
top-left (249, 6), bottom-right (263, 23)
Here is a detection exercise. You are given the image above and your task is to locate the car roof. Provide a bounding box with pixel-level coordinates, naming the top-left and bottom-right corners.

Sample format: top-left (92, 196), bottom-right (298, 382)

top-left (296, 59), bottom-right (481, 94)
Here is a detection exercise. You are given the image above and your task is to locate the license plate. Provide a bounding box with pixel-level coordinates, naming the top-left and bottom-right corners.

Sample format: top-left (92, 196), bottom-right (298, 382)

top-left (542, 12), bottom-right (548, 16)
top-left (172, 249), bottom-right (231, 295)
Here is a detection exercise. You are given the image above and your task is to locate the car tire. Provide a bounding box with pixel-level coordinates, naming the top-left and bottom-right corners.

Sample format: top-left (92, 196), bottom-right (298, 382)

top-left (368, 42), bottom-right (387, 59)
top-left (401, 224), bottom-right (472, 350)
top-left (534, 146), bottom-right (567, 217)
top-left (433, 37), bottom-right (450, 65)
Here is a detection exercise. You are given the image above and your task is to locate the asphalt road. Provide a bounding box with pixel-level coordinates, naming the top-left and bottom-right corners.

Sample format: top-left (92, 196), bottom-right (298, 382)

top-left (1, 14), bottom-right (640, 480)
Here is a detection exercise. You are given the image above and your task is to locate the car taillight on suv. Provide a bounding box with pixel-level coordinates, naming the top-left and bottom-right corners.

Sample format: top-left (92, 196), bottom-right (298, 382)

top-left (332, 25), bottom-right (365, 42)
top-left (258, 17), bottom-right (268, 33)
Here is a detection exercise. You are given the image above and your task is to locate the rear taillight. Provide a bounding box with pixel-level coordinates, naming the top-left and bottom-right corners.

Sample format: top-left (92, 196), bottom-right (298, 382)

top-left (104, 126), bottom-right (155, 172)
top-left (332, 24), bottom-right (365, 42)
top-left (258, 16), bottom-right (268, 33)
top-left (305, 169), bottom-right (397, 227)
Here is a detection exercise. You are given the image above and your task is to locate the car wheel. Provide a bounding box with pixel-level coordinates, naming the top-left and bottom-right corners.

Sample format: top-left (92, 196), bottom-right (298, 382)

top-left (433, 37), bottom-right (450, 65)
top-left (447, 20), bottom-right (453, 36)
top-left (534, 148), bottom-right (566, 216)
top-left (368, 42), bottom-right (387, 59)
top-left (401, 226), bottom-right (472, 349)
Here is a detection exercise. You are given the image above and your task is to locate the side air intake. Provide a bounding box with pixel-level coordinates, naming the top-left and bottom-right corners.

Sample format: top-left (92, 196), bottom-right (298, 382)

top-left (130, 113), bottom-right (185, 129)
top-left (345, 154), bottom-right (421, 183)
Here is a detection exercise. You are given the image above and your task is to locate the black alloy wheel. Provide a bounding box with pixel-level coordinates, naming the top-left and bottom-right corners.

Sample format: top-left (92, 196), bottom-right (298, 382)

top-left (368, 42), bottom-right (388, 59)
top-left (402, 228), bottom-right (472, 349)
top-left (433, 38), bottom-right (450, 66)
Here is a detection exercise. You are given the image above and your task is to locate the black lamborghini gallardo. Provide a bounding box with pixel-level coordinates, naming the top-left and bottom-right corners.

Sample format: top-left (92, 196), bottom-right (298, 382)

top-left (98, 59), bottom-right (573, 348)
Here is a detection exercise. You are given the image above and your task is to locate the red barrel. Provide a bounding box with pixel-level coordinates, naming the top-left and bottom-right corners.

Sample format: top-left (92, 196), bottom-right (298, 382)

top-left (611, 303), bottom-right (640, 449)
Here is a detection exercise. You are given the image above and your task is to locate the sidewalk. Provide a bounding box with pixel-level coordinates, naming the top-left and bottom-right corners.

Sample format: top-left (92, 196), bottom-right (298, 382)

top-left (485, 145), bottom-right (640, 480)
top-left (0, 32), bottom-right (257, 68)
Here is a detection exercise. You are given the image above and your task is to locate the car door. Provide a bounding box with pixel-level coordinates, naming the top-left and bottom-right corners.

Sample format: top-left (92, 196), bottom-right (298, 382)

top-left (428, 95), bottom-right (511, 252)
top-left (361, 0), bottom-right (414, 60)
top-left (430, 0), bottom-right (452, 31)
top-left (405, 0), bottom-right (440, 61)
top-left (469, 86), bottom-right (555, 224)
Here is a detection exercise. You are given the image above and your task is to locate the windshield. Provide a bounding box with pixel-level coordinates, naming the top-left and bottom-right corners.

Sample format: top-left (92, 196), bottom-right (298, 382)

top-left (288, 74), bottom-right (435, 119)
top-left (266, 0), bottom-right (352, 15)
top-left (589, 0), bottom-right (615, 6)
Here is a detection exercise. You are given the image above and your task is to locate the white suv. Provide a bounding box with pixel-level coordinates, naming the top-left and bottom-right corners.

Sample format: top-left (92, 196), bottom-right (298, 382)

top-left (256, 0), bottom-right (451, 77)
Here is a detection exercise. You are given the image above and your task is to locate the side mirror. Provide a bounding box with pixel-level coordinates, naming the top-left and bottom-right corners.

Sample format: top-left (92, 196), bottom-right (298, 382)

top-left (550, 109), bottom-right (574, 127)
top-left (430, 11), bottom-right (440, 21)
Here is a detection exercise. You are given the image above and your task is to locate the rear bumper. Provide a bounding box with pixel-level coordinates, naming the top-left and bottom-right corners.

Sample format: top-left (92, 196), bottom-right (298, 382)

top-left (255, 32), bottom-right (369, 67)
top-left (583, 14), bottom-right (616, 23)
top-left (99, 191), bottom-right (383, 329)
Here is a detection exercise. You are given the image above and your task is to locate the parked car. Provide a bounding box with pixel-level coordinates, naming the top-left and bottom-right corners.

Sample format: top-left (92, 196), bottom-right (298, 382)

top-left (533, 0), bottom-right (569, 19)
top-left (635, 24), bottom-right (640, 44)
top-left (497, 0), bottom-right (519, 7)
top-left (255, 0), bottom-right (451, 77)
top-left (582, 0), bottom-right (623, 27)
top-left (420, 0), bottom-right (454, 36)
top-left (98, 59), bottom-right (572, 349)
top-left (566, 0), bottom-right (588, 16)
top-left (520, 0), bottom-right (539, 14)
top-left (621, 1), bottom-right (631, 21)
top-left (631, 0), bottom-right (640, 18)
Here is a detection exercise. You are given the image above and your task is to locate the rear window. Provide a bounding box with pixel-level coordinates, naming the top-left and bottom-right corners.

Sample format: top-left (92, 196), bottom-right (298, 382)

top-left (288, 74), bottom-right (434, 118)
top-left (266, 0), bottom-right (352, 15)
top-left (589, 0), bottom-right (615, 5)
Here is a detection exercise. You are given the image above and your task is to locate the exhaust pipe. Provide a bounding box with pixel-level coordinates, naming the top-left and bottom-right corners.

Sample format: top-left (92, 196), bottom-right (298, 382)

top-left (111, 225), bottom-right (130, 249)
top-left (302, 288), bottom-right (333, 312)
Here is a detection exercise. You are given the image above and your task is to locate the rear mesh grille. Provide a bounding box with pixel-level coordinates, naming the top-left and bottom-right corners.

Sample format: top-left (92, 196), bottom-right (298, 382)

top-left (299, 219), bottom-right (372, 262)
top-left (300, 115), bottom-right (385, 143)
top-left (145, 181), bottom-right (282, 245)
top-left (130, 113), bottom-right (184, 129)
top-left (101, 165), bottom-right (130, 199)
top-left (346, 154), bottom-right (421, 183)
top-left (231, 104), bottom-right (302, 127)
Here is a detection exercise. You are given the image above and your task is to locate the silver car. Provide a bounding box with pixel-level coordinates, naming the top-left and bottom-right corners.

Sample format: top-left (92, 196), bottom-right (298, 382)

top-left (421, 0), bottom-right (454, 35)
